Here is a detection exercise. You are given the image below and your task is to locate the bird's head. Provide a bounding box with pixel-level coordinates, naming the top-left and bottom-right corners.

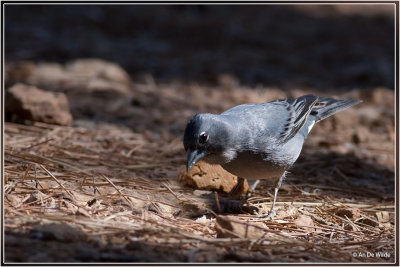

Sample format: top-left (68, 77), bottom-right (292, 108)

top-left (183, 113), bottom-right (231, 171)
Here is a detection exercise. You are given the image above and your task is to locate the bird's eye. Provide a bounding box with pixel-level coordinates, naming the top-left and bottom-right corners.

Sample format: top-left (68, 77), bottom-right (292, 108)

top-left (198, 132), bottom-right (209, 144)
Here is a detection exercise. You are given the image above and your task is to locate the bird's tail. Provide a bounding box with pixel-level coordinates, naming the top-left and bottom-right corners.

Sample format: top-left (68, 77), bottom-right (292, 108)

top-left (311, 97), bottom-right (362, 122)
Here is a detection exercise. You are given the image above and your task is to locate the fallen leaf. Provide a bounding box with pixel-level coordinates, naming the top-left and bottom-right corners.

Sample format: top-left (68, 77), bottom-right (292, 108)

top-left (294, 215), bottom-right (315, 231)
top-left (215, 215), bottom-right (266, 239)
top-left (376, 211), bottom-right (390, 223)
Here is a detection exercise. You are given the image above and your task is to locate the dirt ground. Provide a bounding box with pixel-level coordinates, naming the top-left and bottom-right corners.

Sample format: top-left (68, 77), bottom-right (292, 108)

top-left (3, 4), bottom-right (396, 263)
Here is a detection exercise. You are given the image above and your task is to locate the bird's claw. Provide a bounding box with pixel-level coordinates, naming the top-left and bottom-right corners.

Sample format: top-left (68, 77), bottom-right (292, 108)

top-left (256, 209), bottom-right (276, 220)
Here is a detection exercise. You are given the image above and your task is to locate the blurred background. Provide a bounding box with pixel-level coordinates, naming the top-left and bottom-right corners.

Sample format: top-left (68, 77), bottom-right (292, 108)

top-left (5, 4), bottom-right (394, 89)
top-left (4, 4), bottom-right (395, 134)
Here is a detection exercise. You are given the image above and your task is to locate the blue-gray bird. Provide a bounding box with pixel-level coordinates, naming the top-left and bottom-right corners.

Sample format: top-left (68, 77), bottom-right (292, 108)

top-left (183, 94), bottom-right (361, 218)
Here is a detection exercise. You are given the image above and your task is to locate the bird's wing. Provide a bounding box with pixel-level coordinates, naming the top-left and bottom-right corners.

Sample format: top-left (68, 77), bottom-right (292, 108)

top-left (309, 96), bottom-right (361, 122)
top-left (221, 95), bottom-right (318, 144)
top-left (275, 95), bottom-right (318, 143)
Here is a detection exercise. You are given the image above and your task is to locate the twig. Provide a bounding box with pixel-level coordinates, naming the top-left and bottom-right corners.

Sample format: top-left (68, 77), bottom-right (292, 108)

top-left (39, 165), bottom-right (74, 200)
top-left (162, 182), bottom-right (181, 200)
top-left (101, 174), bottom-right (135, 210)
top-left (21, 138), bottom-right (54, 151)
top-left (214, 191), bottom-right (222, 213)
top-left (22, 164), bottom-right (33, 181)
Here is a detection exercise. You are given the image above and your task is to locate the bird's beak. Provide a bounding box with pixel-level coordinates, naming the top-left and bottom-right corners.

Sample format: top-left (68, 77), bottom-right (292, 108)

top-left (186, 148), bottom-right (206, 172)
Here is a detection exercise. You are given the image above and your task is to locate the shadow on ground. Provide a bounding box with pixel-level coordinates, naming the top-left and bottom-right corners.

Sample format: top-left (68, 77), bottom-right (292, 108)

top-left (5, 4), bottom-right (394, 90)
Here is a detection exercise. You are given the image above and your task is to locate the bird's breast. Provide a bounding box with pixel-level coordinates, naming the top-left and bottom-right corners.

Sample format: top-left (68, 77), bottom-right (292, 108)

top-left (220, 151), bottom-right (288, 181)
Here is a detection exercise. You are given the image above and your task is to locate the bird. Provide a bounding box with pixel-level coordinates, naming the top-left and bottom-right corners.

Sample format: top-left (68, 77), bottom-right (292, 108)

top-left (183, 94), bottom-right (361, 218)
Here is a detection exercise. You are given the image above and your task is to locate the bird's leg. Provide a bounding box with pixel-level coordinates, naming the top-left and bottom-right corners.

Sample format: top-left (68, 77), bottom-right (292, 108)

top-left (249, 180), bottom-right (260, 192)
top-left (258, 171), bottom-right (287, 219)
top-left (265, 187), bottom-right (280, 218)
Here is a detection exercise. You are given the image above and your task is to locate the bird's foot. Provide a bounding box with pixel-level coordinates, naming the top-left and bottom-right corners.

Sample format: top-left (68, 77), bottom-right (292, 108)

top-left (255, 209), bottom-right (276, 220)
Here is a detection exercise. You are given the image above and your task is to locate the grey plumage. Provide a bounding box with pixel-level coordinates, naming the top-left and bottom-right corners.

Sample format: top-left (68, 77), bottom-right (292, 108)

top-left (183, 94), bottom-right (361, 217)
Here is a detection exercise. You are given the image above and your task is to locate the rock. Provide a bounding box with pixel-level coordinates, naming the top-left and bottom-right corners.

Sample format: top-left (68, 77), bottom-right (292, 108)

top-left (6, 83), bottom-right (73, 125)
top-left (5, 60), bottom-right (136, 123)
top-left (28, 62), bottom-right (71, 91)
top-left (66, 59), bottom-right (131, 85)
top-left (215, 215), bottom-right (265, 238)
top-left (26, 60), bottom-right (132, 96)
top-left (178, 161), bottom-right (249, 194)
top-left (5, 61), bottom-right (35, 87)
top-left (84, 78), bottom-right (131, 97)
top-left (5, 59), bottom-right (132, 96)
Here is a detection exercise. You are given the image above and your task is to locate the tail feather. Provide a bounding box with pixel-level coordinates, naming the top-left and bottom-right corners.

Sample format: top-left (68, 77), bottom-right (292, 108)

top-left (311, 97), bottom-right (361, 122)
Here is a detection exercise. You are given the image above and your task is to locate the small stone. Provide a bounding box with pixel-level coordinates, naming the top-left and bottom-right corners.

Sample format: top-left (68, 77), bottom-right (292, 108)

top-left (5, 61), bottom-right (35, 86)
top-left (178, 161), bottom-right (249, 194)
top-left (6, 83), bottom-right (73, 125)
top-left (66, 58), bottom-right (131, 85)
